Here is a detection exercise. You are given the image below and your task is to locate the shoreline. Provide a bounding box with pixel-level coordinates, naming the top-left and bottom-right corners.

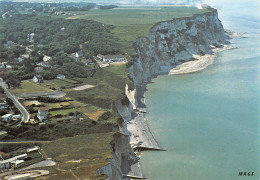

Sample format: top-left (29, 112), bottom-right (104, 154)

top-left (169, 45), bottom-right (235, 75)
top-left (125, 44), bottom-right (235, 178)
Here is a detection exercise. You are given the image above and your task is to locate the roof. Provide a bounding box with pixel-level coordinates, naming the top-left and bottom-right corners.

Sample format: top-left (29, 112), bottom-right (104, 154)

top-left (2, 114), bottom-right (12, 118)
top-left (39, 107), bottom-right (49, 111)
top-left (104, 54), bottom-right (124, 59)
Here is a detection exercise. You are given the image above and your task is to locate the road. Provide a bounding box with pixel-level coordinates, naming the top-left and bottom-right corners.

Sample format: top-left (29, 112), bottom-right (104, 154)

top-left (0, 78), bottom-right (30, 123)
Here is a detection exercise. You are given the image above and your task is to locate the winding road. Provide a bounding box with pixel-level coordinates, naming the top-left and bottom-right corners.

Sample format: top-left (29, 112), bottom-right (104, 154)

top-left (0, 78), bottom-right (30, 123)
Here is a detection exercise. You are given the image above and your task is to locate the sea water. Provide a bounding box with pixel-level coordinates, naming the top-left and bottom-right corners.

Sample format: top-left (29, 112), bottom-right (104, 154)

top-left (140, 0), bottom-right (260, 179)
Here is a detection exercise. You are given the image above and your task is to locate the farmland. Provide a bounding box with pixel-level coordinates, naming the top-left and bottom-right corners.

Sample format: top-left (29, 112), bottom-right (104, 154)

top-left (66, 7), bottom-right (213, 55)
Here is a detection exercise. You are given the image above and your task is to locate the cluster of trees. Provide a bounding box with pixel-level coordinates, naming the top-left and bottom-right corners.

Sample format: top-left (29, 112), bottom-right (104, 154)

top-left (99, 5), bottom-right (118, 10)
top-left (0, 15), bottom-right (121, 56)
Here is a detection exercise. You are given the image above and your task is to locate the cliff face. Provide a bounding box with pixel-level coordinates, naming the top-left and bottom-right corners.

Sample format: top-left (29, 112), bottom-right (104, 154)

top-left (129, 9), bottom-right (228, 85)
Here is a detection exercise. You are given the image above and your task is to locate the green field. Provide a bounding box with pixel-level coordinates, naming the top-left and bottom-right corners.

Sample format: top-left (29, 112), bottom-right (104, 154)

top-left (10, 81), bottom-right (53, 96)
top-left (66, 7), bottom-right (213, 55)
top-left (42, 133), bottom-right (114, 179)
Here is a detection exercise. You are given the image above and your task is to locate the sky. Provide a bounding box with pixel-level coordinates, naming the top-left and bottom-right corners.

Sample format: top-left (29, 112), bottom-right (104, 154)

top-left (5, 0), bottom-right (204, 5)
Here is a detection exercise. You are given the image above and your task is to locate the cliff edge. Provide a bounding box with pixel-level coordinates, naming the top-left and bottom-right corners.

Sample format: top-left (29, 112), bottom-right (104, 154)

top-left (129, 9), bottom-right (229, 86)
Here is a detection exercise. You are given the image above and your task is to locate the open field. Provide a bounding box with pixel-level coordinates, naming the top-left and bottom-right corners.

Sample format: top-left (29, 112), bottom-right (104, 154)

top-left (66, 7), bottom-right (213, 55)
top-left (42, 133), bottom-right (114, 179)
top-left (105, 63), bottom-right (127, 76)
top-left (41, 78), bottom-right (81, 90)
top-left (10, 81), bottom-right (53, 96)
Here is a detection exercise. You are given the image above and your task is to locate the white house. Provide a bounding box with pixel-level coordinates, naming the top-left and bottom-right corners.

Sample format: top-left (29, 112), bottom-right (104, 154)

top-left (0, 160), bottom-right (11, 169)
top-left (12, 115), bottom-right (22, 120)
top-left (6, 65), bottom-right (12, 71)
top-left (1, 114), bottom-right (13, 122)
top-left (43, 55), bottom-right (51, 62)
top-left (57, 74), bottom-right (66, 80)
top-left (97, 54), bottom-right (104, 60)
top-left (37, 107), bottom-right (49, 122)
top-left (103, 55), bottom-right (125, 63)
top-left (33, 75), bottom-right (44, 83)
top-left (12, 160), bottom-right (25, 169)
top-left (75, 50), bottom-right (84, 58)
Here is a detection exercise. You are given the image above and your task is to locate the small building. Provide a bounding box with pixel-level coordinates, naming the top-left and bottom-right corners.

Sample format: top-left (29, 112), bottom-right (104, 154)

top-left (57, 74), bottom-right (66, 80)
top-left (35, 66), bottom-right (44, 72)
top-left (103, 55), bottom-right (125, 63)
top-left (97, 54), bottom-right (104, 60)
top-left (37, 62), bottom-right (50, 68)
top-left (12, 115), bottom-right (22, 121)
top-left (12, 160), bottom-right (25, 168)
top-left (33, 75), bottom-right (44, 83)
top-left (27, 146), bottom-right (40, 153)
top-left (75, 50), bottom-right (84, 58)
top-left (43, 55), bottom-right (51, 62)
top-left (37, 107), bottom-right (49, 122)
top-left (6, 65), bottom-right (12, 71)
top-left (0, 103), bottom-right (8, 110)
top-left (21, 54), bottom-right (29, 59)
top-left (0, 160), bottom-right (11, 169)
top-left (1, 114), bottom-right (13, 122)
top-left (17, 57), bottom-right (24, 63)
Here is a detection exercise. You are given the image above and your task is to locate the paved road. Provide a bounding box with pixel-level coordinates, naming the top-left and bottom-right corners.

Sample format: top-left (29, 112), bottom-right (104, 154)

top-left (0, 79), bottom-right (30, 123)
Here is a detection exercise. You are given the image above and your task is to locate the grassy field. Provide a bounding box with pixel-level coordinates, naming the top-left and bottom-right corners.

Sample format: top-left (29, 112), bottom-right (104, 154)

top-left (49, 108), bottom-right (79, 116)
top-left (66, 7), bottom-right (213, 55)
top-left (42, 133), bottom-right (114, 179)
top-left (10, 81), bottom-right (53, 96)
top-left (41, 78), bottom-right (81, 90)
top-left (105, 63), bottom-right (127, 76)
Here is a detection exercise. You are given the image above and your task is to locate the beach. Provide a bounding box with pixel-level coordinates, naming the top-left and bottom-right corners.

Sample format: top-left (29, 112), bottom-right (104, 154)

top-left (169, 45), bottom-right (235, 75)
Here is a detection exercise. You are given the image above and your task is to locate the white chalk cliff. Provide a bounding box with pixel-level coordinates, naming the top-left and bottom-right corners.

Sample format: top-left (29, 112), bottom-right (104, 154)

top-left (129, 9), bottom-right (228, 86)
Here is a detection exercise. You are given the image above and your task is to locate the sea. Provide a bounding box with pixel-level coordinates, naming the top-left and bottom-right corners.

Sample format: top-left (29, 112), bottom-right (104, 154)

top-left (140, 0), bottom-right (260, 179)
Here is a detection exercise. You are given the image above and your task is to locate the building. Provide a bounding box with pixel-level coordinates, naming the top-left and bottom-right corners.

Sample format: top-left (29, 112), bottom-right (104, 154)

top-left (37, 107), bottom-right (49, 122)
top-left (0, 103), bottom-right (8, 110)
top-left (75, 50), bottom-right (84, 58)
top-left (33, 75), bottom-right (44, 83)
top-left (103, 55), bottom-right (125, 63)
top-left (43, 55), bottom-right (51, 62)
top-left (0, 160), bottom-right (11, 169)
top-left (12, 115), bottom-right (22, 121)
top-left (6, 65), bottom-right (12, 71)
top-left (17, 57), bottom-right (24, 63)
top-left (1, 114), bottom-right (13, 122)
top-left (34, 66), bottom-right (44, 72)
top-left (27, 146), bottom-right (40, 153)
top-left (97, 54), bottom-right (104, 60)
top-left (12, 160), bottom-right (25, 168)
top-left (37, 62), bottom-right (50, 68)
top-left (57, 74), bottom-right (66, 80)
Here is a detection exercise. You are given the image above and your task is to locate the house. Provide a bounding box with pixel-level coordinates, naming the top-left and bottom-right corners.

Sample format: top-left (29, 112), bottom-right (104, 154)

top-left (75, 50), bottom-right (84, 58)
top-left (12, 115), bottom-right (22, 121)
top-left (35, 66), bottom-right (44, 72)
top-left (0, 160), bottom-right (11, 169)
top-left (85, 59), bottom-right (95, 65)
top-left (43, 55), bottom-right (51, 62)
top-left (0, 102), bottom-right (8, 110)
top-left (27, 146), bottom-right (40, 153)
top-left (57, 74), bottom-right (66, 80)
top-left (17, 57), bottom-right (24, 63)
top-left (97, 54), bottom-right (104, 60)
top-left (37, 62), bottom-right (50, 68)
top-left (12, 160), bottom-right (25, 169)
top-left (1, 114), bottom-right (13, 122)
top-left (37, 107), bottom-right (49, 122)
top-left (33, 75), bottom-right (44, 83)
top-left (21, 54), bottom-right (29, 59)
top-left (103, 55), bottom-right (125, 63)
top-left (0, 62), bottom-right (7, 69)
top-left (6, 65), bottom-right (12, 71)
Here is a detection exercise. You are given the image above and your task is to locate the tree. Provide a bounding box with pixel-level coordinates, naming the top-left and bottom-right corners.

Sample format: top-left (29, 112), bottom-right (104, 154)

top-left (6, 97), bottom-right (14, 106)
